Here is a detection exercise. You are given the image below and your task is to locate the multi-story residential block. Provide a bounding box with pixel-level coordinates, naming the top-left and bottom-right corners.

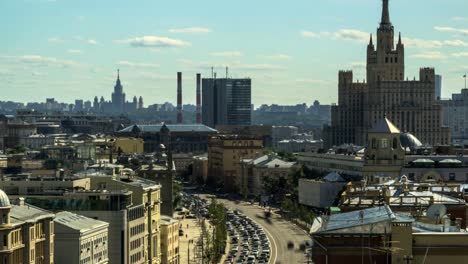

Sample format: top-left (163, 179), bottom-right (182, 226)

top-left (323, 0), bottom-right (450, 148)
top-left (0, 192), bottom-right (55, 264)
top-left (54, 211), bottom-right (109, 264)
top-left (208, 135), bottom-right (263, 192)
top-left (160, 215), bottom-right (179, 264)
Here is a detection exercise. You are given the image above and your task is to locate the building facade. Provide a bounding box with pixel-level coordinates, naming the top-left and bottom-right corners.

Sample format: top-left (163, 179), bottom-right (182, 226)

top-left (324, 0), bottom-right (450, 148)
top-left (0, 192), bottom-right (55, 264)
top-left (207, 135), bottom-right (263, 192)
top-left (440, 88), bottom-right (468, 143)
top-left (160, 216), bottom-right (179, 264)
top-left (202, 78), bottom-right (252, 128)
top-left (54, 211), bottom-right (109, 264)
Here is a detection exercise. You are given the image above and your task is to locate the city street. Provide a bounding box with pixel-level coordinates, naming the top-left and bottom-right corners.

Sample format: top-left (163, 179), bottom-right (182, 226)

top-left (198, 194), bottom-right (311, 264)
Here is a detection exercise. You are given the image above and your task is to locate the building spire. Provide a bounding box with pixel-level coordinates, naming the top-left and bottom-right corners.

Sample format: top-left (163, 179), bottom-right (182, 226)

top-left (398, 32), bottom-right (402, 44)
top-left (117, 69), bottom-right (120, 80)
top-left (369, 34), bottom-right (373, 45)
top-left (381, 0), bottom-right (391, 25)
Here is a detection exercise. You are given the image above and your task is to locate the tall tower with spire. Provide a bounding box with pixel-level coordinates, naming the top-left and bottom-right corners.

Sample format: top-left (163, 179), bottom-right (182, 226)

top-left (325, 0), bottom-right (450, 149)
top-left (111, 69), bottom-right (126, 112)
top-left (367, 0), bottom-right (404, 84)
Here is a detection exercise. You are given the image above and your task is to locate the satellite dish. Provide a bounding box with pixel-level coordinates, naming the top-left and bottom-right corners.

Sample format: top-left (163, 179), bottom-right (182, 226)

top-left (427, 204), bottom-right (447, 221)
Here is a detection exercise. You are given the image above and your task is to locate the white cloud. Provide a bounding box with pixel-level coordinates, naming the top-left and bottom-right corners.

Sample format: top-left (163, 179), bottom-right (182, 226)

top-left (452, 52), bottom-right (468, 58)
top-left (87, 39), bottom-right (97, 45)
top-left (117, 36), bottom-right (190, 48)
top-left (296, 78), bottom-right (331, 84)
top-left (334, 29), bottom-right (369, 43)
top-left (48, 37), bottom-right (64, 43)
top-left (350, 62), bottom-right (366, 68)
top-left (210, 51), bottom-right (242, 57)
top-left (232, 63), bottom-right (285, 71)
top-left (410, 51), bottom-right (446, 60)
top-left (67, 49), bottom-right (82, 54)
top-left (117, 61), bottom-right (160, 68)
top-left (453, 17), bottom-right (468, 21)
top-left (434, 26), bottom-right (468, 36)
top-left (168, 27), bottom-right (211, 34)
top-left (301, 31), bottom-right (320, 38)
top-left (0, 55), bottom-right (78, 68)
top-left (258, 54), bottom-right (291, 60)
top-left (138, 72), bottom-right (173, 80)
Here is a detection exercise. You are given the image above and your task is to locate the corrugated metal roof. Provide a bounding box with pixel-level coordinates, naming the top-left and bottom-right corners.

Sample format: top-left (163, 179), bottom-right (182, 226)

top-left (318, 206), bottom-right (395, 232)
top-left (119, 124), bottom-right (217, 133)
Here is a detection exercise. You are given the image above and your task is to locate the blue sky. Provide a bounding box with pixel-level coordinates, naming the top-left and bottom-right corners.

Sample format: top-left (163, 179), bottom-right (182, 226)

top-left (1, 0), bottom-right (468, 106)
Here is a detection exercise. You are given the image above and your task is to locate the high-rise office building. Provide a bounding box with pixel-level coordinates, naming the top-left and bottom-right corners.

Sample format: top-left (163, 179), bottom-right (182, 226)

top-left (435, 74), bottom-right (442, 100)
top-left (202, 77), bottom-right (252, 128)
top-left (324, 0), bottom-right (450, 148)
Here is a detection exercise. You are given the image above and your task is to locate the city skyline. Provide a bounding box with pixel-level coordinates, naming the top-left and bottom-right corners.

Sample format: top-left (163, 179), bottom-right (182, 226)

top-left (1, 0), bottom-right (468, 105)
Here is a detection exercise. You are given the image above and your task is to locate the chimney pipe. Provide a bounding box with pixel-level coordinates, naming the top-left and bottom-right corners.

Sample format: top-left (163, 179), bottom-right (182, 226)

top-left (177, 72), bottom-right (183, 124)
top-left (196, 73), bottom-right (202, 123)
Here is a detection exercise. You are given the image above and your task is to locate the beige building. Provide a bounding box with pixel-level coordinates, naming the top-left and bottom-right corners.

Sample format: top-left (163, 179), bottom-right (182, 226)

top-left (324, 0), bottom-right (450, 148)
top-left (363, 117), bottom-right (406, 183)
top-left (208, 135), bottom-right (263, 192)
top-left (54, 211), bottom-right (109, 264)
top-left (241, 154), bottom-right (297, 196)
top-left (160, 216), bottom-right (179, 264)
top-left (0, 191), bottom-right (55, 264)
top-left (192, 155), bottom-right (208, 183)
top-left (113, 137), bottom-right (144, 154)
top-left (0, 176), bottom-right (162, 264)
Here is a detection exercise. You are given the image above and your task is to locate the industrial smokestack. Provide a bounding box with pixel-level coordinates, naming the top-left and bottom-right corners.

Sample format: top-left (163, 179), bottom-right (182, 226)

top-left (196, 73), bottom-right (202, 124)
top-left (177, 72), bottom-right (183, 124)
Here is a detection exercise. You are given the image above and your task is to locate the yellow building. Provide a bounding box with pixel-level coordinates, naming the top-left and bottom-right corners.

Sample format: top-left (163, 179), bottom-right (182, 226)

top-left (89, 176), bottom-right (162, 264)
top-left (208, 135), bottom-right (263, 192)
top-left (0, 192), bottom-right (55, 264)
top-left (113, 137), bottom-right (144, 154)
top-left (160, 216), bottom-right (179, 264)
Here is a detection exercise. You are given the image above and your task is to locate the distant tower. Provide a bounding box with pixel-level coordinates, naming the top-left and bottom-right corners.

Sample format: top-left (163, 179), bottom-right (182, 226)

top-left (177, 72), bottom-right (183, 124)
top-left (196, 73), bottom-right (202, 123)
top-left (93, 96), bottom-right (99, 111)
top-left (111, 69), bottom-right (126, 112)
top-left (138, 96), bottom-right (144, 109)
top-left (133, 96), bottom-right (138, 110)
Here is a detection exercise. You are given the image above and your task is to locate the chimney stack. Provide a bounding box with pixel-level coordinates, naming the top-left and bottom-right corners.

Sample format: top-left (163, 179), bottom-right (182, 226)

top-left (196, 73), bottom-right (202, 123)
top-left (177, 72), bottom-right (183, 123)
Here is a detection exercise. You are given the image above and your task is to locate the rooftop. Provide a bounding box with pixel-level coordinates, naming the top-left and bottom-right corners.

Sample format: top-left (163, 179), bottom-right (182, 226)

top-left (54, 211), bottom-right (108, 232)
top-left (10, 204), bottom-right (55, 225)
top-left (119, 124), bottom-right (217, 133)
top-left (369, 117), bottom-right (401, 134)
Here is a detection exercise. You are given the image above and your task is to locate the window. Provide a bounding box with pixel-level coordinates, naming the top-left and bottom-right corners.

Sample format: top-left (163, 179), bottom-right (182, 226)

top-left (372, 138), bottom-right (377, 149)
top-left (393, 138), bottom-right (398, 149)
top-left (449, 173), bottom-right (456, 181)
top-left (381, 139), bottom-right (389, 149)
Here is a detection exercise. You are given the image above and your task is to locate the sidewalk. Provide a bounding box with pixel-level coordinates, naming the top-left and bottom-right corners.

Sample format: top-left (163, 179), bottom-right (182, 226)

top-left (175, 215), bottom-right (204, 264)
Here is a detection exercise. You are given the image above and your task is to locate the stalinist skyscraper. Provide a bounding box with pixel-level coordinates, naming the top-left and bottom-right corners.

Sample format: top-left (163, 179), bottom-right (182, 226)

top-left (324, 0), bottom-right (450, 148)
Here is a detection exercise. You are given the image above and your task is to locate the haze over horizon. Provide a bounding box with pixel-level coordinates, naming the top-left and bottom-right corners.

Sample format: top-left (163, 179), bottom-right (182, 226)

top-left (1, 0), bottom-right (468, 105)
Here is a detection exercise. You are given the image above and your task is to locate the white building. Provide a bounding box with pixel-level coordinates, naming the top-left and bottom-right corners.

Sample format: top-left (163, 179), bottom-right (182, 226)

top-left (54, 211), bottom-right (109, 264)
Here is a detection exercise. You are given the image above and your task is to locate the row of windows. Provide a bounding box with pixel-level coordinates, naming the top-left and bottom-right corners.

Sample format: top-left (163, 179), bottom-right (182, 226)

top-left (130, 223), bottom-right (145, 237)
top-left (130, 251), bottom-right (143, 263)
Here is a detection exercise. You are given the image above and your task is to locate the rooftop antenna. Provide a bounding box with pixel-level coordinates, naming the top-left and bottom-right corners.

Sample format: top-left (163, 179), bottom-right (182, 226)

top-left (226, 66), bottom-right (229, 79)
top-left (211, 67), bottom-right (214, 79)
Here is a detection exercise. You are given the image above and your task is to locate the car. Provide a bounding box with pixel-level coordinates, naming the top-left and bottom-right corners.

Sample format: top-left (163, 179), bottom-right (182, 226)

top-left (178, 229), bottom-right (184, 236)
top-left (287, 241), bottom-right (294, 249)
